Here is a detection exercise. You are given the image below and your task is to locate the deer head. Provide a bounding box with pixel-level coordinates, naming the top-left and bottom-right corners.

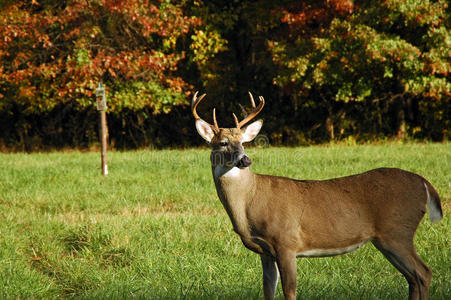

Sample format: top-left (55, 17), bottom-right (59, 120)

top-left (192, 91), bottom-right (264, 169)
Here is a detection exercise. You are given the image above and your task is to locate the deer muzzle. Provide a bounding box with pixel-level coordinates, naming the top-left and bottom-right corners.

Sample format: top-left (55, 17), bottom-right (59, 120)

top-left (236, 155), bottom-right (252, 168)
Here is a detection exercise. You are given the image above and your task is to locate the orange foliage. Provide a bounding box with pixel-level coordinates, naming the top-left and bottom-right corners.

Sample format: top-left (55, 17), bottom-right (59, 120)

top-left (0, 0), bottom-right (200, 112)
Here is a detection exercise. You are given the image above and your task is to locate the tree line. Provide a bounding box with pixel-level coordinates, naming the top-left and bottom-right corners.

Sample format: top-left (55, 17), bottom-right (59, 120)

top-left (0, 0), bottom-right (449, 150)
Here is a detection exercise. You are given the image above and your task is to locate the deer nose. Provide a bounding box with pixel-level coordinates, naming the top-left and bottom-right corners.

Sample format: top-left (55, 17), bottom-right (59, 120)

top-left (236, 155), bottom-right (252, 168)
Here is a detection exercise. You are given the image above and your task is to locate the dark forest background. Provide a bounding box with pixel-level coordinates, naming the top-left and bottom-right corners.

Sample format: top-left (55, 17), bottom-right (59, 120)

top-left (0, 0), bottom-right (449, 151)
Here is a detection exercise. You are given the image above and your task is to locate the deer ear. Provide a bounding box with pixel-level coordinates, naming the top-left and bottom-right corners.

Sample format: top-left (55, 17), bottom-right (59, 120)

top-left (242, 119), bottom-right (263, 143)
top-left (195, 119), bottom-right (215, 142)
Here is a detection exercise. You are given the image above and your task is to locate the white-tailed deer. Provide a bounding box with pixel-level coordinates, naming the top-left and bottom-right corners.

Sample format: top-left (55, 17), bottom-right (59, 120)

top-left (192, 91), bottom-right (443, 300)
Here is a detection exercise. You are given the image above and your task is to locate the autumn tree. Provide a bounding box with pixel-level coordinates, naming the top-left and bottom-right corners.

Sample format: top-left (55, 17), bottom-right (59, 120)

top-left (0, 0), bottom-right (202, 148)
top-left (0, 0), bottom-right (449, 149)
top-left (269, 0), bottom-right (450, 140)
top-left (189, 0), bottom-right (450, 141)
top-left (0, 0), bottom-right (199, 110)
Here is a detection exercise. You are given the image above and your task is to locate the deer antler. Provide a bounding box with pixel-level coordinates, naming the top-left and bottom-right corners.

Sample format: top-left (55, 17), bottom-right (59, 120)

top-left (192, 91), bottom-right (220, 134)
top-left (233, 91), bottom-right (265, 129)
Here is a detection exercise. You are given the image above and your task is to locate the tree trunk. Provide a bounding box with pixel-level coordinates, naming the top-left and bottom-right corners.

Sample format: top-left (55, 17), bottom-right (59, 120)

top-left (396, 98), bottom-right (407, 139)
top-left (325, 115), bottom-right (334, 140)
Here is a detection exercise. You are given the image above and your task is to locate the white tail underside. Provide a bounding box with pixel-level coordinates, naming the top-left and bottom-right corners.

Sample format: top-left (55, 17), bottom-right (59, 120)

top-left (425, 182), bottom-right (442, 223)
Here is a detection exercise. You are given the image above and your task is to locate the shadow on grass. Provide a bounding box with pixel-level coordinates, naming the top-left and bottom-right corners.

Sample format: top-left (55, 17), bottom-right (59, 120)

top-left (72, 282), bottom-right (450, 300)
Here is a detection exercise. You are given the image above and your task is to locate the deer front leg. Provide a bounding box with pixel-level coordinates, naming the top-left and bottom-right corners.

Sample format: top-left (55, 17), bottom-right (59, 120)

top-left (261, 254), bottom-right (279, 300)
top-left (275, 248), bottom-right (297, 300)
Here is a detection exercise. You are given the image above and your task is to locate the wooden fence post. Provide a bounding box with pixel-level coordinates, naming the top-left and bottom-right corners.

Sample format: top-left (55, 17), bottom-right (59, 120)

top-left (95, 83), bottom-right (108, 176)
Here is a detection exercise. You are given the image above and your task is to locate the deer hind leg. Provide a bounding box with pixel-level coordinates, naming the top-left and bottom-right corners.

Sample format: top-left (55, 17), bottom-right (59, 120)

top-left (261, 254), bottom-right (279, 300)
top-left (372, 238), bottom-right (431, 300)
top-left (412, 251), bottom-right (432, 297)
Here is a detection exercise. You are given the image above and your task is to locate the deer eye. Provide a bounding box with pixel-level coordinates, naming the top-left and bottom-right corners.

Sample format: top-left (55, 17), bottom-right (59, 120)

top-left (219, 141), bottom-right (228, 147)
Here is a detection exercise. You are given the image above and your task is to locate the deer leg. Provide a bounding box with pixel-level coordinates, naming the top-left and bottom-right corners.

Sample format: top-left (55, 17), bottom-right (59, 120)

top-left (261, 254), bottom-right (279, 300)
top-left (372, 239), bottom-right (430, 300)
top-left (275, 248), bottom-right (297, 300)
top-left (412, 251), bottom-right (432, 299)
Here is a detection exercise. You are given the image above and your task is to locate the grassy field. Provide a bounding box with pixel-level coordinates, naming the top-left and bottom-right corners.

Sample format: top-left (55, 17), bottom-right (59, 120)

top-left (0, 143), bottom-right (449, 299)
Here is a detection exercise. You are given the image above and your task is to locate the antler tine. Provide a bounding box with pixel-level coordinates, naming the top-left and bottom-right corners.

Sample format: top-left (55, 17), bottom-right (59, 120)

top-left (191, 91), bottom-right (207, 120)
top-left (213, 108), bottom-right (219, 130)
top-left (234, 94), bottom-right (265, 129)
top-left (248, 91), bottom-right (256, 108)
top-left (191, 91), bottom-right (219, 133)
top-left (232, 113), bottom-right (240, 128)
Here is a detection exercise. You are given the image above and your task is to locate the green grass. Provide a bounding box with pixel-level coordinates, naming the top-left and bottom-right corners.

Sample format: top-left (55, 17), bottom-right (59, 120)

top-left (0, 143), bottom-right (449, 299)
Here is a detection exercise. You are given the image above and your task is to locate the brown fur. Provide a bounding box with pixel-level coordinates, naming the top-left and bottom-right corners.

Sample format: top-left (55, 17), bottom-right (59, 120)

top-left (206, 129), bottom-right (443, 300)
top-left (192, 91), bottom-right (443, 300)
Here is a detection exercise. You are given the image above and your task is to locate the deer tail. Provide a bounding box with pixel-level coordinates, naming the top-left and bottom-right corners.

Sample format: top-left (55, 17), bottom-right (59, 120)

top-left (424, 181), bottom-right (443, 223)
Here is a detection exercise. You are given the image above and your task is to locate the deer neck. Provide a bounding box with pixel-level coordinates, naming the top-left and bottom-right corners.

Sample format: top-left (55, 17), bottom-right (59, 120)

top-left (212, 163), bottom-right (256, 236)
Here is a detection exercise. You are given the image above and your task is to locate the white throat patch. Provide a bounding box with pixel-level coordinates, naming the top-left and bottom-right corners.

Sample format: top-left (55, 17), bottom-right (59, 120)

top-left (214, 165), bottom-right (241, 179)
